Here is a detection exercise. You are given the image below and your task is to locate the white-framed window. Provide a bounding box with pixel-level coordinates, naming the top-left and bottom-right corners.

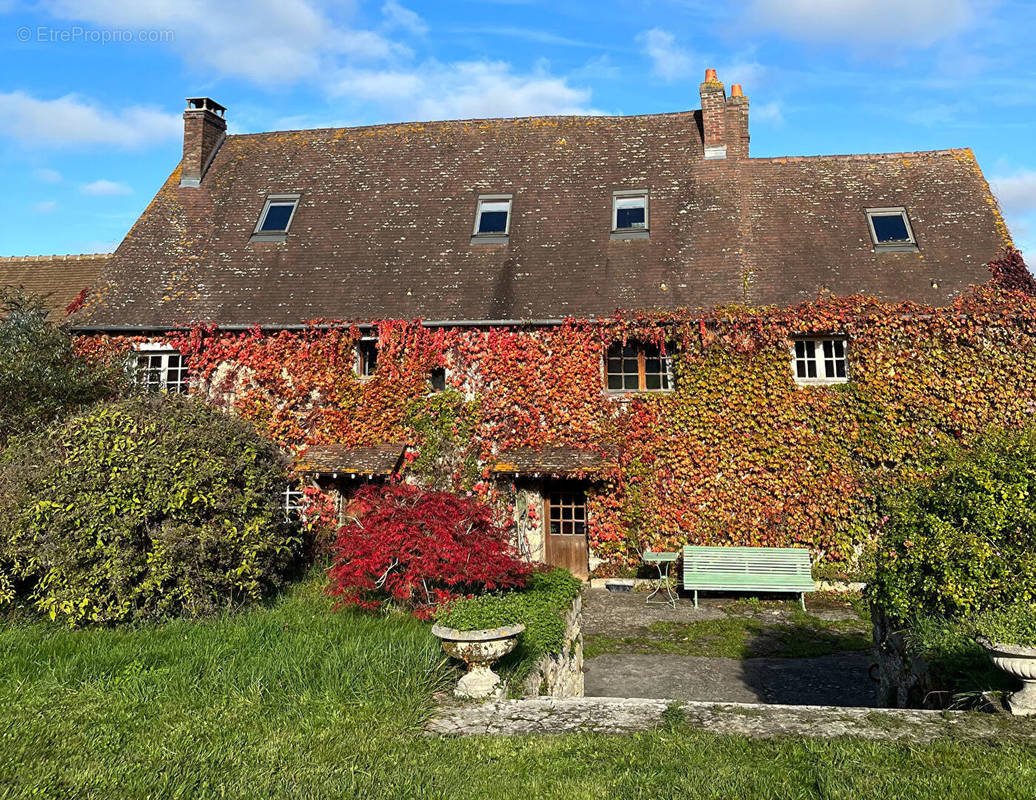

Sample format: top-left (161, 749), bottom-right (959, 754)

top-left (865, 207), bottom-right (916, 249)
top-left (282, 483), bottom-right (306, 523)
top-left (605, 341), bottom-right (673, 393)
top-left (355, 337), bottom-right (378, 378)
top-left (612, 190), bottom-right (649, 233)
top-left (254, 193), bottom-right (300, 236)
top-left (472, 194), bottom-right (512, 239)
top-left (132, 345), bottom-right (189, 393)
top-left (793, 338), bottom-right (848, 385)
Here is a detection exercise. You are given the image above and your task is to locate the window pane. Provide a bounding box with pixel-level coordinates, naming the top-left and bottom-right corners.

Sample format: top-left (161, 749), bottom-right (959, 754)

top-left (616, 206), bottom-right (646, 230)
top-left (871, 213), bottom-right (910, 242)
top-left (607, 374), bottom-right (623, 390)
top-left (259, 202), bottom-right (295, 232)
top-left (429, 368), bottom-right (446, 392)
top-left (477, 210), bottom-right (508, 234)
top-left (624, 373), bottom-right (638, 390)
top-left (645, 372), bottom-right (661, 390)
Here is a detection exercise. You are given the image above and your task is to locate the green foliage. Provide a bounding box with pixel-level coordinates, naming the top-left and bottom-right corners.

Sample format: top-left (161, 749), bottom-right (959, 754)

top-left (436, 568), bottom-right (582, 686)
top-left (869, 426), bottom-right (1036, 621)
top-left (4, 571), bottom-right (1036, 799)
top-left (905, 615), bottom-right (1015, 699)
top-left (403, 389), bottom-right (480, 490)
top-left (969, 601), bottom-right (1036, 647)
top-left (0, 395), bottom-right (302, 625)
top-left (0, 289), bottom-right (119, 445)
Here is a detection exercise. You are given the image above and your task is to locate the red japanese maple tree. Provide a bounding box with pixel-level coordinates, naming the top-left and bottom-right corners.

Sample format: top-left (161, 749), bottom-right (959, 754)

top-left (326, 484), bottom-right (531, 617)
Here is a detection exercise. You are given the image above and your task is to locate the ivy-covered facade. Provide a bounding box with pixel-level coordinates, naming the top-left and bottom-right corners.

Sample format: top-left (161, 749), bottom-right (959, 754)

top-left (56, 73), bottom-right (1023, 577)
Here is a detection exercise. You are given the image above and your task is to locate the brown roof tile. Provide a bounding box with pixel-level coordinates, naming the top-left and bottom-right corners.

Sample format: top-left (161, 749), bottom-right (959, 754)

top-left (492, 446), bottom-right (614, 476)
top-left (0, 253), bottom-right (108, 319)
top-left (74, 111), bottom-right (1008, 329)
top-left (295, 443), bottom-right (407, 475)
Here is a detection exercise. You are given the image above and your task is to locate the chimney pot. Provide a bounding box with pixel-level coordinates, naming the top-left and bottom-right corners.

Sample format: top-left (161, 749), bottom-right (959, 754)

top-left (704, 68), bottom-right (718, 82)
top-left (180, 97), bottom-right (227, 188)
top-left (731, 84), bottom-right (743, 98)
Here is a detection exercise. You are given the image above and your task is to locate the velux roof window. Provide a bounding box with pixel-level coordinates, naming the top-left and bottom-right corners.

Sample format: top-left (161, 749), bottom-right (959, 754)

top-left (866, 207), bottom-right (916, 251)
top-left (472, 195), bottom-right (512, 243)
top-left (613, 191), bottom-right (649, 238)
top-left (253, 193), bottom-right (300, 239)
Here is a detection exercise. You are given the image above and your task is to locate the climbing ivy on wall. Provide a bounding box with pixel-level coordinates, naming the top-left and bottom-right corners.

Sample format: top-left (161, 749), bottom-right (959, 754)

top-left (74, 250), bottom-right (1036, 573)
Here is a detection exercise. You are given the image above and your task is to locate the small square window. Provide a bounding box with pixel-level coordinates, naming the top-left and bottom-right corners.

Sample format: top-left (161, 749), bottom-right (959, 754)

top-left (793, 338), bottom-right (848, 385)
top-left (254, 194), bottom-right (300, 237)
top-left (605, 341), bottom-right (672, 394)
top-left (131, 347), bottom-right (189, 393)
top-left (866, 207), bottom-right (916, 249)
top-left (613, 191), bottom-right (649, 232)
top-left (355, 338), bottom-right (378, 378)
top-left (472, 195), bottom-right (512, 241)
top-left (429, 367), bottom-right (447, 392)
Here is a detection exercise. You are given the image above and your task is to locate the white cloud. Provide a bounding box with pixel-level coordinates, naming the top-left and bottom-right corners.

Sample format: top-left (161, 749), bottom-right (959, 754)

top-left (991, 169), bottom-right (1036, 259)
top-left (0, 92), bottom-right (179, 147)
top-left (991, 170), bottom-right (1036, 215)
top-left (748, 0), bottom-right (978, 47)
top-left (752, 101), bottom-right (783, 125)
top-left (382, 0), bottom-right (427, 36)
top-left (636, 28), bottom-right (694, 81)
top-left (81, 179), bottom-right (132, 196)
top-left (34, 167), bottom-right (62, 183)
top-left (330, 60), bottom-right (597, 120)
top-left (44, 0), bottom-right (405, 84)
top-left (32, 200), bottom-right (58, 213)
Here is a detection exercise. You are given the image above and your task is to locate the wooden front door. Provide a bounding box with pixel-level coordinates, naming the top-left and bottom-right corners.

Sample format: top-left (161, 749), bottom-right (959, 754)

top-left (544, 487), bottom-right (589, 579)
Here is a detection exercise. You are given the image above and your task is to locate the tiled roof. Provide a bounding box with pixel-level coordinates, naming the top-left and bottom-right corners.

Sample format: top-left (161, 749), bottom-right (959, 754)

top-left (0, 253), bottom-right (109, 319)
top-left (492, 446), bottom-right (614, 476)
top-left (74, 111), bottom-right (1008, 329)
top-left (295, 443), bottom-right (407, 475)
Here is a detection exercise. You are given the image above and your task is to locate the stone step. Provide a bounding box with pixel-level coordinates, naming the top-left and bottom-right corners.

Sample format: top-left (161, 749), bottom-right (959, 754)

top-left (426, 696), bottom-right (1036, 742)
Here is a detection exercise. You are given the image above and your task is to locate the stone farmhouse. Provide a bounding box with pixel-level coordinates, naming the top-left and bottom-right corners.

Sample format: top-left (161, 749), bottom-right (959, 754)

top-left (1, 70), bottom-right (1017, 578)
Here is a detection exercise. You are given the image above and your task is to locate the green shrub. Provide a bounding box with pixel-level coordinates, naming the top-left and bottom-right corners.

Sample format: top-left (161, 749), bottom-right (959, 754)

top-left (436, 568), bottom-right (582, 688)
top-left (969, 601), bottom-right (1036, 647)
top-left (0, 396), bottom-right (301, 625)
top-left (905, 615), bottom-right (1015, 701)
top-left (0, 289), bottom-right (119, 445)
top-left (869, 427), bottom-right (1036, 620)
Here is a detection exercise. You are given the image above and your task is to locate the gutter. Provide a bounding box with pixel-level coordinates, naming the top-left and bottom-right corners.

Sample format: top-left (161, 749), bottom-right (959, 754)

top-left (70, 318), bottom-right (570, 334)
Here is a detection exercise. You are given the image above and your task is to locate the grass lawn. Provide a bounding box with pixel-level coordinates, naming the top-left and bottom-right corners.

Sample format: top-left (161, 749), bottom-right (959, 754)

top-left (584, 603), bottom-right (872, 660)
top-left (2, 574), bottom-right (1035, 799)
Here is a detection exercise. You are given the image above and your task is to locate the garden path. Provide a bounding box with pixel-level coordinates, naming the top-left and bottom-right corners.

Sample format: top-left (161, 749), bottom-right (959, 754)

top-left (581, 587), bottom-right (877, 708)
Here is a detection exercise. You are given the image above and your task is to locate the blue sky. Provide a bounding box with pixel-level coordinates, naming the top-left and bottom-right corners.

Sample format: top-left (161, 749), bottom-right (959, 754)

top-left (1, 0), bottom-right (1034, 258)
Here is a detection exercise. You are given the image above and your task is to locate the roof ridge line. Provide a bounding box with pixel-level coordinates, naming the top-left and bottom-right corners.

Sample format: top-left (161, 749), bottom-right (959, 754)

top-left (225, 109), bottom-right (701, 140)
top-left (748, 148), bottom-right (972, 164)
top-left (0, 253), bottom-right (112, 262)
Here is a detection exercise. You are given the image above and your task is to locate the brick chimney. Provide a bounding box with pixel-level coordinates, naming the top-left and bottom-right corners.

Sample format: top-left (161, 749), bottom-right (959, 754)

top-left (699, 68), bottom-right (727, 160)
top-left (725, 83), bottom-right (750, 159)
top-left (180, 97), bottom-right (226, 188)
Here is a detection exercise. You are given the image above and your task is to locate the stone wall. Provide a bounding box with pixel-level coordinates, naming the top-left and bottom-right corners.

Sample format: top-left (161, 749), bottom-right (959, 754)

top-left (520, 595), bottom-right (584, 699)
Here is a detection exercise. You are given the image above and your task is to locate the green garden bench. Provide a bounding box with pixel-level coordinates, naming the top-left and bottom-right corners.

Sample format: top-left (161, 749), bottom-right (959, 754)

top-left (681, 545), bottom-right (815, 611)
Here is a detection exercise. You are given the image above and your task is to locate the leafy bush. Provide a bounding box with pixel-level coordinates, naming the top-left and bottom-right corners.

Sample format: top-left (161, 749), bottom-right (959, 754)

top-left (0, 396), bottom-right (300, 625)
top-left (0, 289), bottom-right (119, 445)
top-left (436, 568), bottom-right (582, 688)
top-left (905, 615), bottom-right (1015, 702)
top-left (326, 484), bottom-right (531, 618)
top-left (869, 427), bottom-right (1036, 621)
top-left (969, 601), bottom-right (1036, 647)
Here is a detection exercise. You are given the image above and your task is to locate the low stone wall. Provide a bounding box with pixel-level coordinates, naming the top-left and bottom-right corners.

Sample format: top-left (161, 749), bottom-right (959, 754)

top-left (426, 697), bottom-right (1032, 741)
top-left (520, 595), bottom-right (584, 699)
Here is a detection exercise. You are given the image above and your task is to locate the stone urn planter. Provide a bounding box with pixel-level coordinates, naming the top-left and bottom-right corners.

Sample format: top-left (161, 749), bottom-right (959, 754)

top-left (431, 623), bottom-right (526, 699)
top-left (978, 638), bottom-right (1036, 716)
